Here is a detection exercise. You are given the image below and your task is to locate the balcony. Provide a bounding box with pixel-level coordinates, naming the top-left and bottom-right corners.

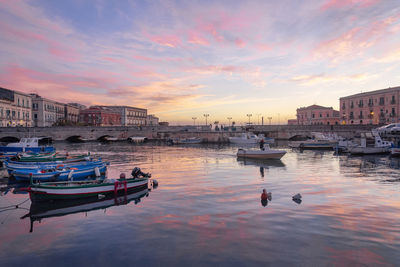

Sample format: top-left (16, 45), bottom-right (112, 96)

top-left (391, 100), bottom-right (396, 105)
top-left (349, 115), bottom-right (354, 119)
top-left (379, 101), bottom-right (385, 106)
top-left (358, 104), bottom-right (363, 108)
top-left (368, 102), bottom-right (373, 107)
top-left (358, 115), bottom-right (364, 119)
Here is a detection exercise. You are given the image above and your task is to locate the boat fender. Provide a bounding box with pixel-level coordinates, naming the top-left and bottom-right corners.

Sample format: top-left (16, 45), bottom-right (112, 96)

top-left (68, 170), bottom-right (74, 180)
top-left (94, 167), bottom-right (100, 177)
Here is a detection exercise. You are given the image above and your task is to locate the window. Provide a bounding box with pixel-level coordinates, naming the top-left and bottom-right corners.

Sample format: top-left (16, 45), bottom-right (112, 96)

top-left (379, 97), bottom-right (385, 105)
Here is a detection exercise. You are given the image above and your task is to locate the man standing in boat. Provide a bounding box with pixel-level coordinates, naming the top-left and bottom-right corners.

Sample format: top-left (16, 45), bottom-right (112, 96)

top-left (259, 138), bottom-right (265, 150)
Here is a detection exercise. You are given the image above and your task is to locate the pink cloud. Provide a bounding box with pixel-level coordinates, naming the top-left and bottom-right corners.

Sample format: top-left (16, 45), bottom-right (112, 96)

top-left (149, 34), bottom-right (182, 48)
top-left (320, 0), bottom-right (381, 11)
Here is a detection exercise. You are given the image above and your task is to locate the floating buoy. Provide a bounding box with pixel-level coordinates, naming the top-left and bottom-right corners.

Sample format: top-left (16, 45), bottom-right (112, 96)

top-left (292, 193), bottom-right (302, 200)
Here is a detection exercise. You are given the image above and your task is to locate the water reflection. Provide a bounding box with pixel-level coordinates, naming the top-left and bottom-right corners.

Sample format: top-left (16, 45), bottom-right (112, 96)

top-left (20, 187), bottom-right (150, 233)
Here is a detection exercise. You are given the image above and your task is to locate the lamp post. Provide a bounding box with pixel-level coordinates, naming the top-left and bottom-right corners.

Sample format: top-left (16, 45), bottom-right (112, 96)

top-left (267, 117), bottom-right (272, 125)
top-left (203, 114), bottom-right (209, 126)
top-left (256, 113), bottom-right (261, 125)
top-left (246, 114), bottom-right (252, 125)
top-left (192, 117), bottom-right (197, 125)
top-left (227, 117), bottom-right (232, 126)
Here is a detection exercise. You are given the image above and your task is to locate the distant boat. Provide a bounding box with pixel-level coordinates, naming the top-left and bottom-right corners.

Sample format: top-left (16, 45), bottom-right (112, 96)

top-left (229, 133), bottom-right (260, 144)
top-left (174, 137), bottom-right (202, 144)
top-left (237, 145), bottom-right (286, 160)
top-left (0, 137), bottom-right (54, 153)
top-left (288, 132), bottom-right (338, 149)
top-left (348, 131), bottom-right (392, 155)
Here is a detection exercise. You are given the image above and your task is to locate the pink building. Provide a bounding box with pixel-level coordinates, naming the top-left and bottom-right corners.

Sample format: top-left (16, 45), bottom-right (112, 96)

top-left (293, 105), bottom-right (340, 125)
top-left (340, 86), bottom-right (400, 125)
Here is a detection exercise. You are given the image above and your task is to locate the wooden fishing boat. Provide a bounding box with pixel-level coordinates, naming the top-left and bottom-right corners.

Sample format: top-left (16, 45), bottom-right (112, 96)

top-left (15, 153), bottom-right (90, 163)
top-left (25, 168), bottom-right (151, 201)
top-left (10, 162), bottom-right (108, 182)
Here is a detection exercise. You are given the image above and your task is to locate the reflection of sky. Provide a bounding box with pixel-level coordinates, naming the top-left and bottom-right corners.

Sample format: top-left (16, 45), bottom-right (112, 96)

top-left (0, 144), bottom-right (399, 265)
top-left (1, 1), bottom-right (400, 124)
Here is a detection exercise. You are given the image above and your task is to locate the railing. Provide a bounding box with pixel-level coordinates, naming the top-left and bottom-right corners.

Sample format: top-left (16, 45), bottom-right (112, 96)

top-left (358, 104), bottom-right (363, 107)
top-left (358, 115), bottom-right (364, 119)
top-left (368, 103), bottom-right (373, 107)
top-left (379, 102), bottom-right (385, 106)
top-left (391, 100), bottom-right (396, 104)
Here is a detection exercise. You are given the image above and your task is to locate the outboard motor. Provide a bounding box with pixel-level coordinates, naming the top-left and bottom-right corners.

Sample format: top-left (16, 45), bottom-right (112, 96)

top-left (131, 167), bottom-right (151, 178)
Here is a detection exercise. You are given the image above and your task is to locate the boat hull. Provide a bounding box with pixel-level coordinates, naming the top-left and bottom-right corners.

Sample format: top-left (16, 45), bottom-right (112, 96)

top-left (237, 149), bottom-right (286, 159)
top-left (349, 147), bottom-right (390, 155)
top-left (0, 146), bottom-right (55, 153)
top-left (28, 178), bottom-right (148, 201)
top-left (11, 163), bottom-right (108, 182)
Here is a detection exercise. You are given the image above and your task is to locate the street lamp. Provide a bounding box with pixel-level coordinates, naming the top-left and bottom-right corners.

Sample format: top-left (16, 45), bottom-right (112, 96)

top-left (256, 113), bottom-right (261, 125)
top-left (246, 114), bottom-right (252, 125)
top-left (227, 117), bottom-right (232, 126)
top-left (267, 117), bottom-right (272, 125)
top-left (203, 114), bottom-right (209, 126)
top-left (192, 117), bottom-right (197, 125)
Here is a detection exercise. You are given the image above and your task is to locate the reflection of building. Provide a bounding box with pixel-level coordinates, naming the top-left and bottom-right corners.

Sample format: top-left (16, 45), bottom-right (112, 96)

top-left (0, 87), bottom-right (32, 127)
top-left (293, 105), bottom-right (340, 125)
top-left (146, 114), bottom-right (159, 125)
top-left (79, 106), bottom-right (121, 126)
top-left (340, 86), bottom-right (400, 125)
top-left (97, 106), bottom-right (147, 126)
top-left (30, 94), bottom-right (65, 127)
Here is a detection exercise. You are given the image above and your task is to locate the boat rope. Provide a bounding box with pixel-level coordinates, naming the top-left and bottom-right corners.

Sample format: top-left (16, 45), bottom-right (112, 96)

top-left (0, 198), bottom-right (29, 210)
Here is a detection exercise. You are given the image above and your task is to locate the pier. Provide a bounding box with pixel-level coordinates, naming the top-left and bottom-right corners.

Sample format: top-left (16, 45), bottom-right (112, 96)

top-left (0, 124), bottom-right (378, 143)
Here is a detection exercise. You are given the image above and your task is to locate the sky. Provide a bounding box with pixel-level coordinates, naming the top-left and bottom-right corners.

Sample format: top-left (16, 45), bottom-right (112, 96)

top-left (0, 0), bottom-right (399, 125)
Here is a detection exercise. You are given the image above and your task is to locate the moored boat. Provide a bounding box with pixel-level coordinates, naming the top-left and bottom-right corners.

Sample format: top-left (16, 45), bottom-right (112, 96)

top-left (348, 131), bottom-right (392, 155)
top-left (229, 133), bottom-right (260, 144)
top-left (0, 137), bottom-right (54, 153)
top-left (25, 168), bottom-right (151, 201)
top-left (174, 137), bottom-right (202, 144)
top-left (10, 161), bottom-right (108, 182)
top-left (237, 145), bottom-right (286, 159)
top-left (288, 132), bottom-right (338, 149)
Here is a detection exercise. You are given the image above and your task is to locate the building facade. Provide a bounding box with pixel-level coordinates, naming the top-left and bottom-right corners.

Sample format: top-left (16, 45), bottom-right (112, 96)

top-left (146, 114), bottom-right (159, 126)
top-left (64, 104), bottom-right (80, 125)
top-left (340, 86), bottom-right (400, 125)
top-left (294, 105), bottom-right (340, 125)
top-left (30, 94), bottom-right (66, 127)
top-left (79, 106), bottom-right (121, 126)
top-left (99, 106), bottom-right (147, 126)
top-left (0, 87), bottom-right (32, 127)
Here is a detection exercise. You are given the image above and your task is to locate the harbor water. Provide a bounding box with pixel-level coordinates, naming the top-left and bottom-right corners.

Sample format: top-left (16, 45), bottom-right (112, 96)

top-left (0, 142), bottom-right (399, 266)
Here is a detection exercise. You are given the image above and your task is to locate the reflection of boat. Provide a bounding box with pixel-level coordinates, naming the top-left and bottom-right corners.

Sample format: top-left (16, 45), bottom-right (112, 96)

top-left (229, 133), bottom-right (260, 144)
top-left (26, 168), bottom-right (149, 201)
top-left (21, 187), bottom-right (149, 232)
top-left (348, 131), bottom-right (392, 155)
top-left (288, 132), bottom-right (338, 149)
top-left (237, 157), bottom-right (286, 168)
top-left (174, 137), bottom-right (202, 144)
top-left (128, 136), bottom-right (148, 143)
top-left (237, 145), bottom-right (286, 159)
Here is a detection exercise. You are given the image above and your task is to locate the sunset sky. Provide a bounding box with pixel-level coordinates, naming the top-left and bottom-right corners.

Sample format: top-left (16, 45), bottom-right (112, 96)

top-left (0, 0), bottom-right (399, 125)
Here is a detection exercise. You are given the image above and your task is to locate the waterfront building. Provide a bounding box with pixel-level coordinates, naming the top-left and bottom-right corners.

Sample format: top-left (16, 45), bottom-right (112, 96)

top-left (64, 104), bottom-right (80, 125)
top-left (146, 114), bottom-right (159, 126)
top-left (340, 86), bottom-right (400, 125)
top-left (294, 105), bottom-right (340, 125)
top-left (30, 94), bottom-right (65, 127)
top-left (0, 87), bottom-right (32, 127)
top-left (97, 106), bottom-right (147, 126)
top-left (79, 106), bottom-right (121, 126)
top-left (287, 119), bottom-right (297, 125)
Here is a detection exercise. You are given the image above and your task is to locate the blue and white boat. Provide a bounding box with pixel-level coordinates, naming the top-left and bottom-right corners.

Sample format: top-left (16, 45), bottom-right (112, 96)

top-left (9, 162), bottom-right (108, 182)
top-left (0, 137), bottom-right (55, 154)
top-left (4, 159), bottom-right (102, 174)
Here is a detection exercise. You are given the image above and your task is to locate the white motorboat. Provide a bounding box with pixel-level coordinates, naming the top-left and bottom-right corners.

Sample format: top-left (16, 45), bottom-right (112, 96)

top-left (288, 132), bottom-right (338, 149)
top-left (229, 133), bottom-right (260, 144)
top-left (237, 145), bottom-right (286, 159)
top-left (348, 131), bottom-right (392, 155)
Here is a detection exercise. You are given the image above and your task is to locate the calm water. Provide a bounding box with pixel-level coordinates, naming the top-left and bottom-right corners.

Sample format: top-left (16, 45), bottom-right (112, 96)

top-left (0, 142), bottom-right (399, 266)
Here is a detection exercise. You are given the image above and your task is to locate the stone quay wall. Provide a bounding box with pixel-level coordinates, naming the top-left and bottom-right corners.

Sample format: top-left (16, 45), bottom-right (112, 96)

top-left (0, 124), bottom-right (379, 143)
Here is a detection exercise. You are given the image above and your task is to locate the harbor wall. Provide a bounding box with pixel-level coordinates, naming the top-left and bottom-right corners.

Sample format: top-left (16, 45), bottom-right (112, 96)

top-left (0, 124), bottom-right (378, 143)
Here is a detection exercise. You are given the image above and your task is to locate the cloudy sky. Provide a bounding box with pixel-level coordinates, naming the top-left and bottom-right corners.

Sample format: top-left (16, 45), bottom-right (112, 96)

top-left (0, 0), bottom-right (399, 125)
